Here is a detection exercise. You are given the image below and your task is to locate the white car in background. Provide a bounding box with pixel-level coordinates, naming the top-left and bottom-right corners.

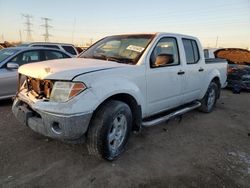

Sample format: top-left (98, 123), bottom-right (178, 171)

top-left (19, 42), bottom-right (79, 56)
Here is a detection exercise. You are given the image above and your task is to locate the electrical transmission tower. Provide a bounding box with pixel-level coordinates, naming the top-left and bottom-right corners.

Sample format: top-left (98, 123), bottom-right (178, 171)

top-left (41, 17), bottom-right (52, 42)
top-left (22, 14), bottom-right (33, 42)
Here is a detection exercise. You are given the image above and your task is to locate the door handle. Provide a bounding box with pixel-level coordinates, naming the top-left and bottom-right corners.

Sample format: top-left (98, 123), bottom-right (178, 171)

top-left (177, 70), bottom-right (185, 75)
top-left (198, 68), bottom-right (204, 72)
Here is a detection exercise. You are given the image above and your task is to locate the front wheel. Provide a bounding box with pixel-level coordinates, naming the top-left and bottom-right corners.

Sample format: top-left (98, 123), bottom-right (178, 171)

top-left (199, 82), bottom-right (219, 113)
top-left (87, 100), bottom-right (132, 161)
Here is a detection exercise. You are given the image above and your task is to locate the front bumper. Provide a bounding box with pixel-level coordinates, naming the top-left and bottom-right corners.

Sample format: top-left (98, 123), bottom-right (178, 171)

top-left (12, 99), bottom-right (92, 141)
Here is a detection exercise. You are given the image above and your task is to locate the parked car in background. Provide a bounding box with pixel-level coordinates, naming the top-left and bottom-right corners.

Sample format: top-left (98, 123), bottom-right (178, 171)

top-left (203, 48), bottom-right (219, 59)
top-left (75, 46), bottom-right (84, 54)
top-left (0, 47), bottom-right (72, 99)
top-left (19, 42), bottom-right (79, 56)
top-left (204, 48), bottom-right (250, 91)
top-left (13, 33), bottom-right (227, 160)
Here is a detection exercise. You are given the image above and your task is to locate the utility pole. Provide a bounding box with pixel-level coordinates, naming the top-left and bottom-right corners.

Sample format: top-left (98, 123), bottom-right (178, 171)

top-left (215, 36), bottom-right (219, 48)
top-left (19, 30), bottom-right (22, 42)
top-left (41, 17), bottom-right (52, 42)
top-left (22, 14), bottom-right (33, 42)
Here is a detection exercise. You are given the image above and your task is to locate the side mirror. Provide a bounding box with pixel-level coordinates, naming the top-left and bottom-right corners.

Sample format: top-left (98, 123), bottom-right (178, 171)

top-left (7, 62), bottom-right (19, 69)
top-left (154, 54), bottom-right (174, 67)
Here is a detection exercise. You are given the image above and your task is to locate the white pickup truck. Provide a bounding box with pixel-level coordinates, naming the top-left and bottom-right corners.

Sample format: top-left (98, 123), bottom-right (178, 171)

top-left (12, 33), bottom-right (227, 160)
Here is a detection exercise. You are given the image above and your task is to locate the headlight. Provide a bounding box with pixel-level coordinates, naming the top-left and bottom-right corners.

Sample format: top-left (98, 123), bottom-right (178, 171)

top-left (50, 81), bottom-right (87, 102)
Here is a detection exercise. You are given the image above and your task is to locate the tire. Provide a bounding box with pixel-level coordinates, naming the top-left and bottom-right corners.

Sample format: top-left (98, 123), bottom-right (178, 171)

top-left (87, 100), bottom-right (132, 161)
top-left (199, 82), bottom-right (219, 113)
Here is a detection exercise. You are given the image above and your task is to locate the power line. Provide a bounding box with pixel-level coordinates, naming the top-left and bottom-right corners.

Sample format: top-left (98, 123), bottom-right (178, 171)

top-left (41, 17), bottom-right (52, 42)
top-left (22, 14), bottom-right (33, 42)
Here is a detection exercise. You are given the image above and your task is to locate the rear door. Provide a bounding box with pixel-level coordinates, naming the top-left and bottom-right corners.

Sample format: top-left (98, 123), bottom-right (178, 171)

top-left (146, 37), bottom-right (184, 116)
top-left (181, 38), bottom-right (205, 103)
top-left (41, 50), bottom-right (71, 61)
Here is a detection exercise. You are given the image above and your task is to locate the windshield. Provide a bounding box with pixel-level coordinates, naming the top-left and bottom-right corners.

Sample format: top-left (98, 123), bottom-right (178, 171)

top-left (0, 48), bottom-right (19, 62)
top-left (79, 34), bottom-right (154, 64)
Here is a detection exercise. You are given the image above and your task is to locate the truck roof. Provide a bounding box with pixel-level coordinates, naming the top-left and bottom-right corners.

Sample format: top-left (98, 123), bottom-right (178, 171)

top-left (110, 32), bottom-right (198, 39)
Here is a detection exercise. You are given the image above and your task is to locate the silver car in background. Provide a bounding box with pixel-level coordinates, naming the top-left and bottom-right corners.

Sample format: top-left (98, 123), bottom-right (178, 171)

top-left (0, 47), bottom-right (72, 100)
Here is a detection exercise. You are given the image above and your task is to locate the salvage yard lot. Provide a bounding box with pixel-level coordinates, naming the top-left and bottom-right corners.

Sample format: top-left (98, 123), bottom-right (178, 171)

top-left (0, 90), bottom-right (250, 188)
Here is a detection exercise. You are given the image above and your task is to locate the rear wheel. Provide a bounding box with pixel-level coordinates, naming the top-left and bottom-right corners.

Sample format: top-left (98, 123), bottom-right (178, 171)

top-left (199, 82), bottom-right (219, 113)
top-left (87, 100), bottom-right (132, 161)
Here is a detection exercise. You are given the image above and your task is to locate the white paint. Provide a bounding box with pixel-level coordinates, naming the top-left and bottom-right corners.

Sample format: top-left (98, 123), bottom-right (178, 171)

top-left (17, 32), bottom-right (227, 118)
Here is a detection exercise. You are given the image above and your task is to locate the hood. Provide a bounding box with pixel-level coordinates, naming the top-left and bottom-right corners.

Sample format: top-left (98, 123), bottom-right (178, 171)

top-left (18, 58), bottom-right (127, 80)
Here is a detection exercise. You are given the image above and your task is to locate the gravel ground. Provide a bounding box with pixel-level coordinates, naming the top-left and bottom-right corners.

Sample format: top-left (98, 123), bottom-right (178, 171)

top-left (0, 89), bottom-right (250, 188)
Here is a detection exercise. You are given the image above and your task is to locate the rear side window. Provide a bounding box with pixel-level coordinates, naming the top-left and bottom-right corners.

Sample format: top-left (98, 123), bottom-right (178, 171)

top-left (204, 49), bottom-right (209, 58)
top-left (182, 39), bottom-right (200, 64)
top-left (62, 45), bottom-right (77, 55)
top-left (32, 45), bottom-right (60, 49)
top-left (44, 50), bottom-right (69, 60)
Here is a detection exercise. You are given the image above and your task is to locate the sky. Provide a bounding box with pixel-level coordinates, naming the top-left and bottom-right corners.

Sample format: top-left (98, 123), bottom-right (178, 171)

top-left (0, 0), bottom-right (249, 48)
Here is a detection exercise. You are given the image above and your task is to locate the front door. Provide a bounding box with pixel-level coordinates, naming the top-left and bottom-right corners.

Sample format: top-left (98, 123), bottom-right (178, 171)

top-left (0, 67), bottom-right (18, 98)
top-left (146, 37), bottom-right (184, 116)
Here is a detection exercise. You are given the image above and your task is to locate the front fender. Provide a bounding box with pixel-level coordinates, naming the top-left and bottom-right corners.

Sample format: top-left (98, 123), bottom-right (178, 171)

top-left (90, 77), bottom-right (146, 115)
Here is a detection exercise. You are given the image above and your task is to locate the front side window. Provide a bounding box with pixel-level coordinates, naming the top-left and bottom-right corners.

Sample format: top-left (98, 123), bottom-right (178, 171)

top-left (182, 39), bottom-right (200, 64)
top-left (10, 50), bottom-right (40, 66)
top-left (150, 37), bottom-right (180, 68)
top-left (79, 34), bottom-right (154, 65)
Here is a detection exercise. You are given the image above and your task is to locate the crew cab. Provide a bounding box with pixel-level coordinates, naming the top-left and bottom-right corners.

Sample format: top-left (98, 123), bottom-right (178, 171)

top-left (12, 33), bottom-right (227, 160)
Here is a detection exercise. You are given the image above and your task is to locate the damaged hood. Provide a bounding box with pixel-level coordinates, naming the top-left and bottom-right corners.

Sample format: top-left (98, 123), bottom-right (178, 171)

top-left (18, 58), bottom-right (127, 80)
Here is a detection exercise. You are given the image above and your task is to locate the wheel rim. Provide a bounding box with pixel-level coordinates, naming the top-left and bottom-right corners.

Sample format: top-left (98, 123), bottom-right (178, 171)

top-left (207, 87), bottom-right (216, 110)
top-left (108, 114), bottom-right (127, 152)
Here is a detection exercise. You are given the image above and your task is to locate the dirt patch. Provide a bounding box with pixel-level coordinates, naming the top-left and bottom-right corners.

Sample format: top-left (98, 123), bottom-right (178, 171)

top-left (0, 90), bottom-right (250, 188)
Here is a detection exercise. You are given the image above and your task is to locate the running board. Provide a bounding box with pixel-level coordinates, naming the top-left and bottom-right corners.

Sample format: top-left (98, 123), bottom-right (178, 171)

top-left (142, 101), bottom-right (201, 127)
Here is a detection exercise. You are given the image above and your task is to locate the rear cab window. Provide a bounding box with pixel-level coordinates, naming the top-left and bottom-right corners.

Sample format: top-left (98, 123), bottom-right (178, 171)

top-left (182, 39), bottom-right (200, 64)
top-left (62, 45), bottom-right (77, 55)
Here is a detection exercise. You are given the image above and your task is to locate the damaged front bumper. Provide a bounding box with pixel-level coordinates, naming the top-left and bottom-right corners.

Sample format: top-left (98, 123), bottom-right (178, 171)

top-left (12, 98), bottom-right (92, 141)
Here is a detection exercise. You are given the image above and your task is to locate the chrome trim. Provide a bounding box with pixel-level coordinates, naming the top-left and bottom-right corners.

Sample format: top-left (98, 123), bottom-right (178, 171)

top-left (142, 101), bottom-right (201, 127)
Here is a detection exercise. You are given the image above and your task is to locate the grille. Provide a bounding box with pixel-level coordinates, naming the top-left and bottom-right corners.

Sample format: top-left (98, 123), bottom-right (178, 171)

top-left (26, 77), bottom-right (53, 99)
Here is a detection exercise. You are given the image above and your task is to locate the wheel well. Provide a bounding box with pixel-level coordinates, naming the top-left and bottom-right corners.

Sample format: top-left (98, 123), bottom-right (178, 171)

top-left (211, 77), bottom-right (221, 98)
top-left (92, 93), bottom-right (142, 132)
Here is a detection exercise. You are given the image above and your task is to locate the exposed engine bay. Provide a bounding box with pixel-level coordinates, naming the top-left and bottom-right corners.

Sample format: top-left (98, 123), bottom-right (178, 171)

top-left (21, 75), bottom-right (54, 99)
